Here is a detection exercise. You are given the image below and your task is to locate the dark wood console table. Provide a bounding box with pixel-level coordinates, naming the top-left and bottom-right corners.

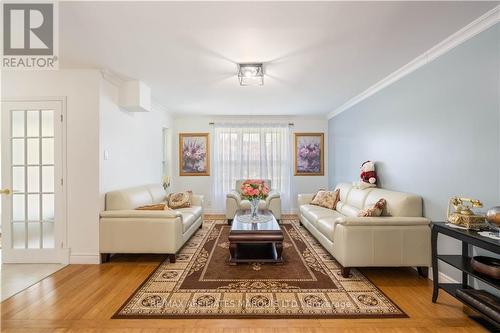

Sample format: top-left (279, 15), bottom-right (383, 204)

top-left (431, 222), bottom-right (500, 326)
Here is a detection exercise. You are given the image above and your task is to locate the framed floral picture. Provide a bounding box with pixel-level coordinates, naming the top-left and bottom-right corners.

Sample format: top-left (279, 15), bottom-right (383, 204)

top-left (179, 133), bottom-right (210, 176)
top-left (294, 133), bottom-right (324, 176)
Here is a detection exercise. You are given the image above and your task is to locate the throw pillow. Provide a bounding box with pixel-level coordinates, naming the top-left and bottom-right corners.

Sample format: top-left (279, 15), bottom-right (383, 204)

top-left (135, 203), bottom-right (170, 210)
top-left (358, 198), bottom-right (386, 217)
top-left (311, 188), bottom-right (326, 201)
top-left (310, 189), bottom-right (340, 210)
top-left (167, 191), bottom-right (192, 209)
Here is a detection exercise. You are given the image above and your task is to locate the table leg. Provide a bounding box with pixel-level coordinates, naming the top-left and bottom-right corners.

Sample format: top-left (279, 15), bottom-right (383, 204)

top-left (229, 242), bottom-right (237, 265)
top-left (431, 226), bottom-right (439, 303)
top-left (275, 242), bottom-right (283, 262)
top-left (462, 241), bottom-right (469, 288)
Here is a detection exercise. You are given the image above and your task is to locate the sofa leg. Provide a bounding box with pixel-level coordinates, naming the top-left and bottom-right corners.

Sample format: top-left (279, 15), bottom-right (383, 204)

top-left (340, 266), bottom-right (351, 278)
top-left (169, 254), bottom-right (176, 263)
top-left (199, 223), bottom-right (203, 229)
top-left (227, 219), bottom-right (233, 225)
top-left (101, 253), bottom-right (110, 263)
top-left (417, 266), bottom-right (429, 278)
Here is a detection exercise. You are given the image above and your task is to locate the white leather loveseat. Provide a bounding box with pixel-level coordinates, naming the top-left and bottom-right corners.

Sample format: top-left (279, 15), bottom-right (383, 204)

top-left (226, 179), bottom-right (281, 222)
top-left (298, 183), bottom-right (430, 277)
top-left (100, 184), bottom-right (204, 263)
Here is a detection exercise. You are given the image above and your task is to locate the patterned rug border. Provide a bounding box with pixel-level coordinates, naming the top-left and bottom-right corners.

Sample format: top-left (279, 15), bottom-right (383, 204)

top-left (112, 217), bottom-right (408, 320)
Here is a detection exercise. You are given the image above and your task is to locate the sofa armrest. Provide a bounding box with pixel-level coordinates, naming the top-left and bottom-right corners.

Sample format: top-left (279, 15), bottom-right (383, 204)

top-left (334, 216), bottom-right (430, 226)
top-left (226, 190), bottom-right (241, 203)
top-left (266, 190), bottom-right (280, 204)
top-left (100, 210), bottom-right (182, 219)
top-left (191, 194), bottom-right (204, 207)
top-left (297, 193), bottom-right (315, 206)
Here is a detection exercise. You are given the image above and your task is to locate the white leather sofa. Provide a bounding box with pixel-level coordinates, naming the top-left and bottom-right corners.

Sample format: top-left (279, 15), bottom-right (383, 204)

top-left (226, 179), bottom-right (281, 222)
top-left (100, 184), bottom-right (204, 263)
top-left (298, 183), bottom-right (431, 277)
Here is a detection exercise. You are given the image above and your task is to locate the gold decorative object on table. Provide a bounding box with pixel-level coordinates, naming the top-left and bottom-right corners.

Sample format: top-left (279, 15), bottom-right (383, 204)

top-left (447, 197), bottom-right (486, 230)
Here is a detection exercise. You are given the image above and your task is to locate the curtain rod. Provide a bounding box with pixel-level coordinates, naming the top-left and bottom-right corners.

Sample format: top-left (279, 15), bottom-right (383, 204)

top-left (208, 122), bottom-right (294, 126)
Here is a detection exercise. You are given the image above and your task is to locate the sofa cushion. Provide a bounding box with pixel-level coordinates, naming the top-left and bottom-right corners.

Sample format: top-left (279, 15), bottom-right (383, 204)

top-left (337, 203), bottom-right (360, 217)
top-left (146, 184), bottom-right (167, 203)
top-left (316, 217), bottom-right (337, 242)
top-left (345, 188), bottom-right (370, 209)
top-left (300, 204), bottom-right (340, 224)
top-left (334, 182), bottom-right (423, 217)
top-left (180, 212), bottom-right (197, 233)
top-left (176, 206), bottom-right (203, 220)
top-left (365, 188), bottom-right (422, 217)
top-left (105, 185), bottom-right (153, 210)
top-left (335, 183), bottom-right (353, 203)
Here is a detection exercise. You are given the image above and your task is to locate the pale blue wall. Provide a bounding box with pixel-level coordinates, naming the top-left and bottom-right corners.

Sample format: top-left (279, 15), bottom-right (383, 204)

top-left (328, 23), bottom-right (500, 281)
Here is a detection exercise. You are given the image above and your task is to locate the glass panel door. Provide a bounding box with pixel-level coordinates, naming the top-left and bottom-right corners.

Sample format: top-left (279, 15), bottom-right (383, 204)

top-left (1, 101), bottom-right (66, 263)
top-left (11, 109), bottom-right (56, 249)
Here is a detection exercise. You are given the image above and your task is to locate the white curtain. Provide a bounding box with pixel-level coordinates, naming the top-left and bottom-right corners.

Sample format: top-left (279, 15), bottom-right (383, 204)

top-left (212, 123), bottom-right (291, 211)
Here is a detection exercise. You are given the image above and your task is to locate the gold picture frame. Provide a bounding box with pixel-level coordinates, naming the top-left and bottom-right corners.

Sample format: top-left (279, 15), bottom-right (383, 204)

top-left (294, 133), bottom-right (324, 176)
top-left (179, 133), bottom-right (210, 176)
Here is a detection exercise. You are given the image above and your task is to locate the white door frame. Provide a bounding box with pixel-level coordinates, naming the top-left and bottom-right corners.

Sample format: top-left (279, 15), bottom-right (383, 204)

top-left (1, 97), bottom-right (68, 264)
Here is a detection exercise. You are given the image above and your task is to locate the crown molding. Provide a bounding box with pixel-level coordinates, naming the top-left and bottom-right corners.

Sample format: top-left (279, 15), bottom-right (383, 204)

top-left (100, 68), bottom-right (129, 87)
top-left (327, 5), bottom-right (500, 119)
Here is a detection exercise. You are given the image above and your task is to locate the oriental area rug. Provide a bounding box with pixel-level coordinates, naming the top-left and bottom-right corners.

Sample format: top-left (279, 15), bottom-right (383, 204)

top-left (114, 216), bottom-right (407, 319)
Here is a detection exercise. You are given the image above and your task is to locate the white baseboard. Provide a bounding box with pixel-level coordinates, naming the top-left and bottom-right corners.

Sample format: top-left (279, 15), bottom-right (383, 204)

top-left (203, 209), bottom-right (224, 214)
top-left (428, 267), bottom-right (459, 283)
top-left (69, 253), bottom-right (100, 264)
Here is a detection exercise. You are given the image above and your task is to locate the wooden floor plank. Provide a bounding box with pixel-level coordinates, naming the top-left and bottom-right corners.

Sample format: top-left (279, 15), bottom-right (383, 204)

top-left (0, 255), bottom-right (489, 333)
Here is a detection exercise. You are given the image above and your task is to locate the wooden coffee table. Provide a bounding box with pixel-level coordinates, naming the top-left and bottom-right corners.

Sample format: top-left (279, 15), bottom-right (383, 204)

top-left (228, 210), bottom-right (284, 265)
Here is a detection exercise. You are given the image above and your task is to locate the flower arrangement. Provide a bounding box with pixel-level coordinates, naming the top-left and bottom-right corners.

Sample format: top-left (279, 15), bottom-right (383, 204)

top-left (240, 179), bottom-right (271, 220)
top-left (240, 179), bottom-right (270, 200)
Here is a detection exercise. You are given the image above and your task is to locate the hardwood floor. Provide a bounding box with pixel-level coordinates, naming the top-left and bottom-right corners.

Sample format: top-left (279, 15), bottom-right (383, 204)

top-left (0, 254), bottom-right (490, 333)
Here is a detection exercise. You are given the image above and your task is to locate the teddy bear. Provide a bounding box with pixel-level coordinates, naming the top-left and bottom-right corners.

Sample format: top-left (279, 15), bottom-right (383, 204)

top-left (353, 160), bottom-right (378, 189)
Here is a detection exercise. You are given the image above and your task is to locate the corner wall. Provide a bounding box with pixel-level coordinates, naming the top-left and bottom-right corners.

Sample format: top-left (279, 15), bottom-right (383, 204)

top-left (99, 79), bottom-right (172, 210)
top-left (328, 23), bottom-right (500, 281)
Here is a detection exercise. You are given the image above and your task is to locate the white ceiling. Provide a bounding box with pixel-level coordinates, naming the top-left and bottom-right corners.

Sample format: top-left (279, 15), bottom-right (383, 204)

top-left (60, 1), bottom-right (498, 116)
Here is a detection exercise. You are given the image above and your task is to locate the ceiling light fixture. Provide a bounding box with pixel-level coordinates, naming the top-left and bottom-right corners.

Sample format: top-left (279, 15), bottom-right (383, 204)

top-left (237, 63), bottom-right (264, 86)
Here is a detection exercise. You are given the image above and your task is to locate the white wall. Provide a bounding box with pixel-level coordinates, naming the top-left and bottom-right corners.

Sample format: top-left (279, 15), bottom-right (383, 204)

top-left (172, 115), bottom-right (329, 213)
top-left (99, 79), bottom-right (172, 210)
top-left (2, 70), bottom-right (101, 264)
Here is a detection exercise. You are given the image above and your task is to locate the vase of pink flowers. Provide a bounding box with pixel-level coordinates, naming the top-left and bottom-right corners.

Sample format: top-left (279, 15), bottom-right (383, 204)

top-left (240, 179), bottom-right (270, 220)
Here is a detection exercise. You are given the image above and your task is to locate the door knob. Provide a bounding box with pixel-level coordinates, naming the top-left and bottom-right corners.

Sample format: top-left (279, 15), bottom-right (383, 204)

top-left (0, 188), bottom-right (12, 195)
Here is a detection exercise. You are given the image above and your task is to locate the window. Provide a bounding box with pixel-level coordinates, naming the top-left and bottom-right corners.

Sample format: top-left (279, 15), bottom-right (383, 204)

top-left (212, 124), bottom-right (291, 211)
